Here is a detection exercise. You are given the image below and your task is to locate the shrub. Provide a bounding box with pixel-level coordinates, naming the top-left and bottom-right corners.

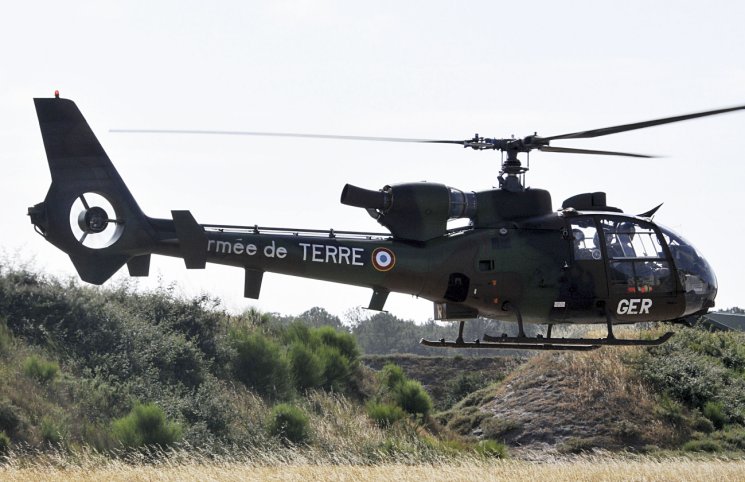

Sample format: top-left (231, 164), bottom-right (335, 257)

top-left (482, 417), bottom-right (520, 439)
top-left (691, 415), bottom-right (715, 434)
top-left (316, 326), bottom-right (360, 364)
top-left (283, 323), bottom-right (315, 346)
top-left (380, 363), bottom-right (406, 390)
top-left (318, 346), bottom-right (351, 392)
top-left (41, 416), bottom-right (65, 445)
top-left (0, 430), bottom-right (9, 455)
top-left (0, 319), bottom-right (10, 353)
top-left (0, 401), bottom-right (21, 436)
top-left (558, 436), bottom-right (613, 454)
top-left (682, 438), bottom-right (724, 453)
top-left (288, 342), bottom-right (323, 391)
top-left (475, 439), bottom-right (508, 458)
top-left (111, 403), bottom-right (182, 448)
top-left (393, 379), bottom-right (433, 416)
top-left (442, 372), bottom-right (491, 409)
top-left (637, 328), bottom-right (745, 420)
top-left (367, 402), bottom-right (406, 428)
top-left (230, 329), bottom-right (292, 399)
top-left (654, 395), bottom-right (686, 426)
top-left (717, 426), bottom-right (745, 450)
top-left (703, 401), bottom-right (727, 429)
top-left (267, 403), bottom-right (310, 444)
top-left (23, 355), bottom-right (59, 383)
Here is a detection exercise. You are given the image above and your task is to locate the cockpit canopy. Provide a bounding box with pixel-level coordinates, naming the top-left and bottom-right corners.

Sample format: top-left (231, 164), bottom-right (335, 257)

top-left (569, 215), bottom-right (717, 317)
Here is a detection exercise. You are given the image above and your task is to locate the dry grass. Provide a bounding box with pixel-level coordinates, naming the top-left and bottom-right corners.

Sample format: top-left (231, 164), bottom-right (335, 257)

top-left (441, 334), bottom-right (683, 450)
top-left (1, 453), bottom-right (744, 481)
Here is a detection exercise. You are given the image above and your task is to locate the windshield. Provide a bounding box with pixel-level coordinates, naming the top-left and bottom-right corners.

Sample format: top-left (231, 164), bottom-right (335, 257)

top-left (658, 224), bottom-right (718, 315)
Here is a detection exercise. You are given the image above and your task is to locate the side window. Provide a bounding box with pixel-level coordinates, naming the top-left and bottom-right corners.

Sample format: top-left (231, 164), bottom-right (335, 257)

top-left (570, 219), bottom-right (602, 261)
top-left (599, 218), bottom-right (664, 259)
top-left (601, 217), bottom-right (673, 295)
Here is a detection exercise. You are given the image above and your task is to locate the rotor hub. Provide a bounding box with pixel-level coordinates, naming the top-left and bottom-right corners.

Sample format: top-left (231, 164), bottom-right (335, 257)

top-left (78, 206), bottom-right (110, 233)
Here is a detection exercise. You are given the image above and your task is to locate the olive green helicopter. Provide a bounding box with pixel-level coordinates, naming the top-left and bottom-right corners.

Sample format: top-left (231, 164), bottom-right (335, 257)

top-left (28, 93), bottom-right (745, 350)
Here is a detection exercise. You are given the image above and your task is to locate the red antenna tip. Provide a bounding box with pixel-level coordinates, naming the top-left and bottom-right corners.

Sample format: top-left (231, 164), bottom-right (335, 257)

top-left (54, 90), bottom-right (59, 98)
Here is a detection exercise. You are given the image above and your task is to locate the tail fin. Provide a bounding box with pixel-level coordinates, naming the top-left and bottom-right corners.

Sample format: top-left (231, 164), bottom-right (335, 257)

top-left (29, 97), bottom-right (156, 283)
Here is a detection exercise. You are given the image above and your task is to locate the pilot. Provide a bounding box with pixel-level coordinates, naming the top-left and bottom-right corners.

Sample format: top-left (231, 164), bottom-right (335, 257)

top-left (607, 222), bottom-right (636, 259)
top-left (572, 229), bottom-right (594, 260)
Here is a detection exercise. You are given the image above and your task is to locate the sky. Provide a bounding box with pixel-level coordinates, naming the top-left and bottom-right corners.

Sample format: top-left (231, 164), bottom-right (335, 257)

top-left (1, 1), bottom-right (745, 322)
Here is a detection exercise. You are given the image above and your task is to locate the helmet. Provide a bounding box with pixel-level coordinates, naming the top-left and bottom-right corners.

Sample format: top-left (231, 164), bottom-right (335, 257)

top-left (617, 222), bottom-right (636, 239)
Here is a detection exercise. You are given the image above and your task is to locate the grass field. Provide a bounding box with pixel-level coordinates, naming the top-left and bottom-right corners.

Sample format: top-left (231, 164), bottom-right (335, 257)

top-left (2, 455), bottom-right (745, 481)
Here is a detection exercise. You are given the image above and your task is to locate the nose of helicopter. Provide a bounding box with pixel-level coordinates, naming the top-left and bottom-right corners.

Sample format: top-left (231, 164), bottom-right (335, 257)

top-left (687, 251), bottom-right (718, 315)
top-left (659, 225), bottom-right (718, 316)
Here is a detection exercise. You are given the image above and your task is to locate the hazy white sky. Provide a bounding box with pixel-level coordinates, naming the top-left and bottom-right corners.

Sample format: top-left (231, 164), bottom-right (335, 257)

top-left (2, 1), bottom-right (744, 321)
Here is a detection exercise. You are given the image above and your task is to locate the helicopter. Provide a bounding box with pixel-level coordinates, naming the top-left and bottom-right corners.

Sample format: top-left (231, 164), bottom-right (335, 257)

top-left (28, 93), bottom-right (745, 350)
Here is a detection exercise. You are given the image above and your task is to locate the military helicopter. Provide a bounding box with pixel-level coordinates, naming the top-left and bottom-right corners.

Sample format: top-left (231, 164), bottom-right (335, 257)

top-left (28, 93), bottom-right (744, 350)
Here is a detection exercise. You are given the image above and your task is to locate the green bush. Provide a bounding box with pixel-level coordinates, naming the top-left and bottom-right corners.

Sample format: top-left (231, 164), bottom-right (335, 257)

top-left (393, 379), bottom-right (433, 416)
top-left (716, 426), bottom-right (745, 450)
top-left (267, 403), bottom-right (310, 444)
top-left (318, 346), bottom-right (351, 392)
top-left (691, 415), bottom-right (715, 434)
top-left (0, 401), bottom-right (21, 436)
top-left (283, 322), bottom-right (315, 347)
top-left (637, 328), bottom-right (745, 421)
top-left (682, 438), bottom-right (724, 453)
top-left (111, 403), bottom-right (182, 448)
top-left (367, 402), bottom-right (406, 428)
top-left (380, 363), bottom-right (406, 390)
top-left (703, 401), bottom-right (727, 429)
top-left (0, 430), bottom-right (9, 455)
top-left (474, 439), bottom-right (508, 458)
top-left (288, 342), bottom-right (323, 391)
top-left (316, 326), bottom-right (360, 364)
top-left (23, 355), bottom-right (59, 383)
top-left (0, 319), bottom-right (10, 353)
top-left (230, 329), bottom-right (292, 399)
top-left (653, 395), bottom-right (686, 426)
top-left (41, 416), bottom-right (65, 445)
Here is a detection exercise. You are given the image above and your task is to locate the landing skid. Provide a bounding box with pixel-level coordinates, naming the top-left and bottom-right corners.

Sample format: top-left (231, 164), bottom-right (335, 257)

top-left (481, 331), bottom-right (674, 347)
top-left (420, 338), bottom-right (601, 351)
top-left (420, 316), bottom-right (675, 351)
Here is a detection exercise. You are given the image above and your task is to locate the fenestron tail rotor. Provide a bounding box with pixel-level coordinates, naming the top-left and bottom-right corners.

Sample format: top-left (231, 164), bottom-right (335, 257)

top-left (112, 104), bottom-right (745, 191)
top-left (69, 192), bottom-right (124, 249)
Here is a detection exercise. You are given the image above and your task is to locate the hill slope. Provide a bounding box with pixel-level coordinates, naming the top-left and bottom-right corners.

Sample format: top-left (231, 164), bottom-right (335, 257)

top-left (437, 328), bottom-right (745, 456)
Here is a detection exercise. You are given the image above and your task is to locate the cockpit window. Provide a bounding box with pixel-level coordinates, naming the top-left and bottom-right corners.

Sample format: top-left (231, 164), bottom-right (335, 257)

top-left (570, 219), bottom-right (603, 261)
top-left (599, 218), bottom-right (663, 259)
top-left (659, 224), bottom-right (718, 296)
top-left (599, 217), bottom-right (673, 295)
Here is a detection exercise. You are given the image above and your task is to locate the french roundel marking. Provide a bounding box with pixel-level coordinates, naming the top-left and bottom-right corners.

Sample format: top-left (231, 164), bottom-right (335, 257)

top-left (372, 247), bottom-right (396, 272)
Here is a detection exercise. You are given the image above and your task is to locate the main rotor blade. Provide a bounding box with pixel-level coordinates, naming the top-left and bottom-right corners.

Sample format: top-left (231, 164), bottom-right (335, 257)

top-left (543, 104), bottom-right (745, 141)
top-left (538, 145), bottom-right (654, 158)
top-left (111, 128), bottom-right (466, 145)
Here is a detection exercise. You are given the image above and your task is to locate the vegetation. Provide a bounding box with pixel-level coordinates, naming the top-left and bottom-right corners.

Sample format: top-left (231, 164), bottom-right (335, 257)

top-left (111, 403), bottom-right (183, 448)
top-left (366, 402), bottom-right (406, 428)
top-left (0, 264), bottom-right (450, 461)
top-left (0, 430), bottom-right (9, 455)
top-left (23, 355), bottom-right (60, 384)
top-left (266, 403), bottom-right (310, 444)
top-left (2, 454), bottom-right (745, 481)
top-left (3, 262), bottom-right (745, 464)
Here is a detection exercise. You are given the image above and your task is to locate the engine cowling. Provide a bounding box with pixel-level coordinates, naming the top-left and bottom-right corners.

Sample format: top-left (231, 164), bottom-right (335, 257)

top-left (341, 182), bottom-right (476, 242)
